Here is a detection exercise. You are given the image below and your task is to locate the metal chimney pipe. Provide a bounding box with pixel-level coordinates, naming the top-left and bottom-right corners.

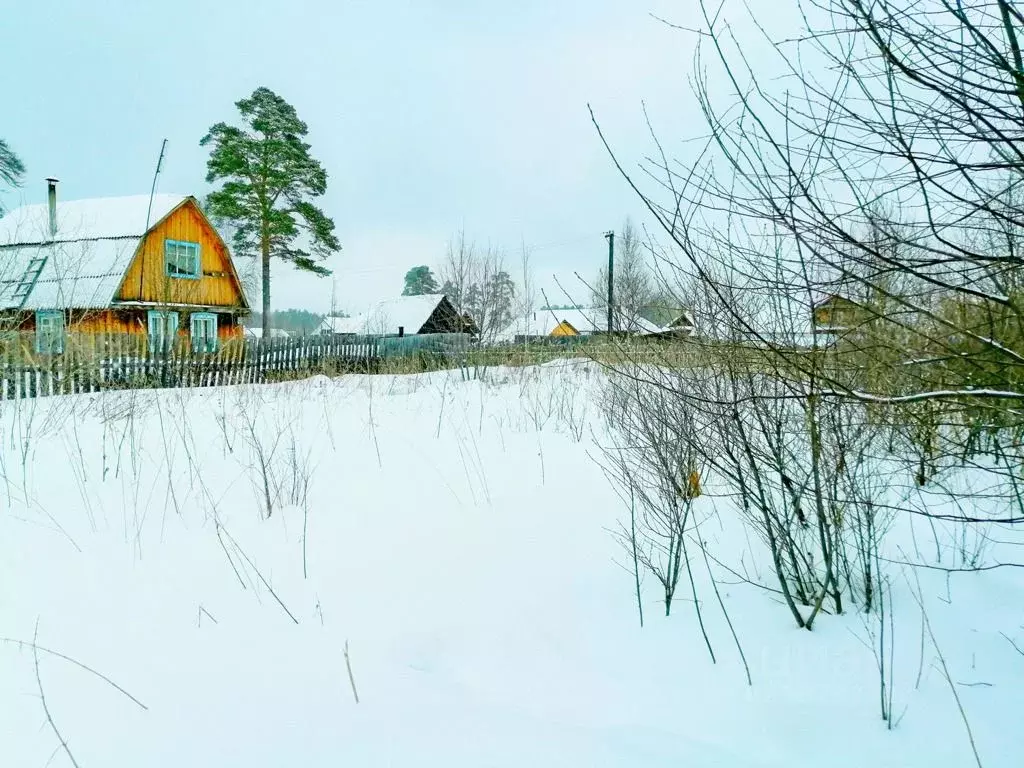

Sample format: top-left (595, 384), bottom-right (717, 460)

top-left (45, 177), bottom-right (59, 237)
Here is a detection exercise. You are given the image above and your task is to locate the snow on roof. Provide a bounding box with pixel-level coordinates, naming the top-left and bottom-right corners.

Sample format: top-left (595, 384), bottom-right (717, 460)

top-left (620, 314), bottom-right (666, 335)
top-left (0, 194), bottom-right (194, 310)
top-left (499, 308), bottom-right (604, 339)
top-left (318, 315), bottom-right (363, 335)
top-left (669, 310), bottom-right (696, 329)
top-left (497, 307), bottom-right (666, 340)
top-left (321, 294), bottom-right (448, 336)
top-left (244, 327), bottom-right (290, 339)
top-left (0, 194), bottom-right (189, 245)
top-left (0, 239), bottom-right (138, 310)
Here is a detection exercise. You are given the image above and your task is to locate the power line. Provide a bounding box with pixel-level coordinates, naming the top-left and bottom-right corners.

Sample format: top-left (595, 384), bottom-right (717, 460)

top-left (529, 233), bottom-right (604, 251)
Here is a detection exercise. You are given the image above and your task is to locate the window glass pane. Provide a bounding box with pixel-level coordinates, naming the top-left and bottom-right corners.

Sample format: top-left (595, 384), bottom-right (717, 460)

top-left (166, 241), bottom-right (199, 276)
top-left (191, 314), bottom-right (217, 352)
top-left (36, 312), bottom-right (64, 353)
top-left (149, 311), bottom-right (178, 352)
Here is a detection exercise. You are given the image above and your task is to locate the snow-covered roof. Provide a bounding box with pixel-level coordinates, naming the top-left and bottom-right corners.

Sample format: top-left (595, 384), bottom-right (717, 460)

top-left (320, 294), bottom-right (449, 336)
top-left (318, 315), bottom-right (361, 335)
top-left (0, 239), bottom-right (138, 310)
top-left (498, 308), bottom-right (602, 339)
top-left (497, 307), bottom-right (666, 340)
top-left (619, 313), bottom-right (666, 335)
top-left (669, 310), bottom-right (696, 329)
top-left (0, 194), bottom-right (192, 310)
top-left (244, 327), bottom-right (291, 339)
top-left (0, 194), bottom-right (189, 246)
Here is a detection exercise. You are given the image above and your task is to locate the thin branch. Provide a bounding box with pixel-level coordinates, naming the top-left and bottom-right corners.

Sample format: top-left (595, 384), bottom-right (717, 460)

top-left (33, 622), bottom-right (82, 768)
top-left (3, 636), bottom-right (148, 711)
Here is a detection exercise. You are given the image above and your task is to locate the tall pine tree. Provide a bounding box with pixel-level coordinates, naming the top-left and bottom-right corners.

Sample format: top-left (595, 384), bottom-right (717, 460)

top-left (201, 87), bottom-right (339, 336)
top-left (402, 265), bottom-right (439, 295)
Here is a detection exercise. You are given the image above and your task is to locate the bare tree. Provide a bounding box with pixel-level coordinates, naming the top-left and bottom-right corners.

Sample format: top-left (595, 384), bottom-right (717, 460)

top-left (0, 138), bottom-right (25, 214)
top-left (440, 230), bottom-right (515, 343)
top-left (580, 13), bottom-right (1024, 704)
top-left (603, 374), bottom-right (705, 618)
top-left (591, 0), bottom-right (1024, 536)
top-left (513, 238), bottom-right (538, 340)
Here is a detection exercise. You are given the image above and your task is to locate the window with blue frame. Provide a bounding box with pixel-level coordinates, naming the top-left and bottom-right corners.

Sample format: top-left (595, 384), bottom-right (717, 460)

top-left (165, 239), bottom-right (200, 279)
top-left (190, 312), bottom-right (218, 353)
top-left (35, 310), bottom-right (65, 354)
top-left (147, 310), bottom-right (179, 353)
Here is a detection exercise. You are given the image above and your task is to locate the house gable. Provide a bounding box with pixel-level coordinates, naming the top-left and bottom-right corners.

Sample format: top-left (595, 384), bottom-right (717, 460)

top-left (812, 295), bottom-right (863, 330)
top-left (551, 320), bottom-right (579, 337)
top-left (418, 296), bottom-right (469, 334)
top-left (115, 199), bottom-right (248, 310)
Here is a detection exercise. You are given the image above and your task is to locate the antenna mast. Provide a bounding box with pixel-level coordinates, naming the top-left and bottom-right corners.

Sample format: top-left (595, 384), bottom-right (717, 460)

top-left (139, 139), bottom-right (168, 298)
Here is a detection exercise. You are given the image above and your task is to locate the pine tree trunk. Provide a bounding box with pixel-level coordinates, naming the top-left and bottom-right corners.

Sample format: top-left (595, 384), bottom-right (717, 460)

top-left (261, 232), bottom-right (271, 338)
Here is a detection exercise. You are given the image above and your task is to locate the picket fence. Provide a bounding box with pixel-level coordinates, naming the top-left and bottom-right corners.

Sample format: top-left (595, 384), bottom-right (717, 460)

top-left (0, 335), bottom-right (381, 400)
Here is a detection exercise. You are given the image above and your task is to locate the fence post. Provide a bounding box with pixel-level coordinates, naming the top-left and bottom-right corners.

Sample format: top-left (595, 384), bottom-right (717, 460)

top-left (116, 331), bottom-right (125, 390)
top-left (233, 338), bottom-right (242, 385)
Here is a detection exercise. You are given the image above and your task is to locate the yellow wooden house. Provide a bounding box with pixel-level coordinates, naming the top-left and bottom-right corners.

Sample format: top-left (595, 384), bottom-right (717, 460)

top-left (0, 181), bottom-right (249, 353)
top-left (501, 307), bottom-right (668, 342)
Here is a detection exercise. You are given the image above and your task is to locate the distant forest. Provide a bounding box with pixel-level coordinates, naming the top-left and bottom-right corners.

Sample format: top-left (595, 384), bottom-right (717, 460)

top-left (243, 308), bottom-right (345, 335)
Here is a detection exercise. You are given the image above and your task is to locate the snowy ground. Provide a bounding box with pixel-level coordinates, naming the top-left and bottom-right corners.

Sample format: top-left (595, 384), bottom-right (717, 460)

top-left (1, 362), bottom-right (1022, 766)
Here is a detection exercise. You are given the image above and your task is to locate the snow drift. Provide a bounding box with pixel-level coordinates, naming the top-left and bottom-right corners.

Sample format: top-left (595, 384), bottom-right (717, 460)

top-left (1, 362), bottom-right (1021, 766)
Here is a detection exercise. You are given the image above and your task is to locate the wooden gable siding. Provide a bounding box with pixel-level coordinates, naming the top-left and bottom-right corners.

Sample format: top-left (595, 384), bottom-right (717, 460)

top-left (115, 200), bottom-right (246, 309)
top-left (550, 320), bottom-right (579, 337)
top-left (813, 296), bottom-right (861, 329)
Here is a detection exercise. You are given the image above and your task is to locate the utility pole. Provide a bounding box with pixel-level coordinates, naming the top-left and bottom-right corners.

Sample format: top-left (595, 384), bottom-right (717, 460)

top-left (604, 230), bottom-right (615, 334)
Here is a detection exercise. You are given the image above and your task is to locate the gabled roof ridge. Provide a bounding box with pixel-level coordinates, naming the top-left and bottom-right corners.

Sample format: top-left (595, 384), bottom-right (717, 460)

top-left (0, 194), bottom-right (190, 246)
top-left (0, 234), bottom-right (142, 249)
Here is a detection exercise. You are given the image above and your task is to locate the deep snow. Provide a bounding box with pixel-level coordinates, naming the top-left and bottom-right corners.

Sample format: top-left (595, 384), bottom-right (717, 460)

top-left (1, 362), bottom-right (1022, 766)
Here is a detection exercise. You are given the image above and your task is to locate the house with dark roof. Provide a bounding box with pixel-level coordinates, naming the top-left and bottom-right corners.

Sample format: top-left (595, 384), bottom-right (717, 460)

top-left (0, 180), bottom-right (249, 354)
top-left (317, 294), bottom-right (474, 338)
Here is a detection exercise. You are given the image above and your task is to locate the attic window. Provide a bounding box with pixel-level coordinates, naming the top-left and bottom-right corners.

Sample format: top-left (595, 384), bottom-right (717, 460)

top-left (165, 239), bottom-right (200, 279)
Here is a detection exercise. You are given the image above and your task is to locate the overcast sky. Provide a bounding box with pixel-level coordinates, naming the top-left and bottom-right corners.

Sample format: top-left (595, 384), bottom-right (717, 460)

top-left (1, 0), bottom-right (788, 314)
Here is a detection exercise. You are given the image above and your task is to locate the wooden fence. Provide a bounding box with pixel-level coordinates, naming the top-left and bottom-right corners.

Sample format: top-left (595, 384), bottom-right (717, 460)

top-left (0, 335), bottom-right (380, 400)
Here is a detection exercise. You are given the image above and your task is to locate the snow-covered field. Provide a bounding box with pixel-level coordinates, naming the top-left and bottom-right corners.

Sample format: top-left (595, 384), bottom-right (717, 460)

top-left (2, 362), bottom-right (1022, 766)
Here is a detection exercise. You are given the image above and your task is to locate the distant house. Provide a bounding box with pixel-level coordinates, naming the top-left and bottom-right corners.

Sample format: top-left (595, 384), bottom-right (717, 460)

top-left (499, 306), bottom-right (667, 343)
top-left (317, 294), bottom-right (473, 338)
top-left (811, 293), bottom-right (866, 334)
top-left (244, 327), bottom-right (290, 340)
top-left (662, 310), bottom-right (696, 338)
top-left (0, 180), bottom-right (249, 354)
